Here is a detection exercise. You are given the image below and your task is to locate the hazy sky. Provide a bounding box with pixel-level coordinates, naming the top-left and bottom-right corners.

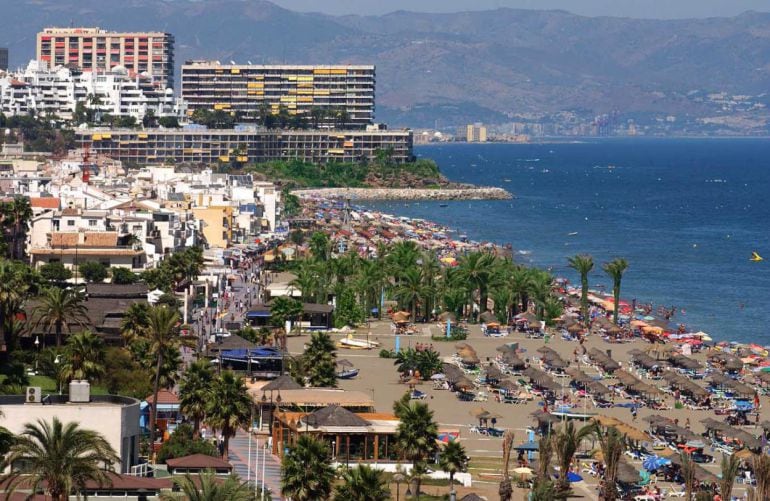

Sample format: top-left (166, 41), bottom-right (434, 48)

top-left (268, 0), bottom-right (769, 19)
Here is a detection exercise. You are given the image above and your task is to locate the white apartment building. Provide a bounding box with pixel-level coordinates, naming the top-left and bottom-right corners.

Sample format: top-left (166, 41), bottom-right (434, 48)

top-left (0, 60), bottom-right (184, 121)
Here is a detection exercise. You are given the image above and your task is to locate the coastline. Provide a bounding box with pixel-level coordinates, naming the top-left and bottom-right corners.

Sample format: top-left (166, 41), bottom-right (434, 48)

top-left (292, 186), bottom-right (513, 201)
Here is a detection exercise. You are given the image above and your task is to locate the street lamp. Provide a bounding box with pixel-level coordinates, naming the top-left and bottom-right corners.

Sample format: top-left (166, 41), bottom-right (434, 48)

top-left (393, 472), bottom-right (405, 501)
top-left (54, 355), bottom-right (61, 394)
top-left (34, 336), bottom-right (40, 372)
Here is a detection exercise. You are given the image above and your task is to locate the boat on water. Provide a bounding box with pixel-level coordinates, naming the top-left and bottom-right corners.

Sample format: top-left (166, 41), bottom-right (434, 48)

top-left (439, 203), bottom-right (449, 208)
top-left (567, 231), bottom-right (578, 236)
top-left (337, 334), bottom-right (380, 350)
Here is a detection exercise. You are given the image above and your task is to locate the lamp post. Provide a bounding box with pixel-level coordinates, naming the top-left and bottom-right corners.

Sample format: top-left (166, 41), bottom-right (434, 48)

top-left (34, 336), bottom-right (40, 373)
top-left (54, 355), bottom-right (61, 394)
top-left (393, 472), bottom-right (405, 501)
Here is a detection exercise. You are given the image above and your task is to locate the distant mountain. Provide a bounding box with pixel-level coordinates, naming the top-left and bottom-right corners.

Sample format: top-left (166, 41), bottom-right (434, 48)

top-left (2, 0), bottom-right (770, 127)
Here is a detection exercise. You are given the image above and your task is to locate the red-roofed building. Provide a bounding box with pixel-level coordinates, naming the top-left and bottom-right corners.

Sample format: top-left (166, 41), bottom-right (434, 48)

top-left (166, 454), bottom-right (233, 476)
top-left (29, 197), bottom-right (60, 211)
top-left (143, 390), bottom-right (181, 448)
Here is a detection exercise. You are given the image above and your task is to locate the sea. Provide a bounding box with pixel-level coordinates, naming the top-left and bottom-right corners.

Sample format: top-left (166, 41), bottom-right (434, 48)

top-left (364, 138), bottom-right (770, 345)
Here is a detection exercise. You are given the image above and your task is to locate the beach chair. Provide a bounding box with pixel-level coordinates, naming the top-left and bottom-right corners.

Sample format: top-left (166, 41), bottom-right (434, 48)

top-left (581, 462), bottom-right (598, 477)
top-left (473, 391), bottom-right (489, 402)
top-left (410, 390), bottom-right (427, 400)
top-left (667, 485), bottom-right (686, 498)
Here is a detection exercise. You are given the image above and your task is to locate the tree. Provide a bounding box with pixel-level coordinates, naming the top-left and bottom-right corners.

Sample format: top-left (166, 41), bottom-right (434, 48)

top-left (531, 434), bottom-right (557, 501)
top-left (120, 302), bottom-right (150, 346)
top-left (393, 267), bottom-right (428, 322)
top-left (393, 394), bottom-right (438, 497)
top-left (680, 451), bottom-right (697, 500)
top-left (753, 453), bottom-right (770, 501)
top-left (592, 424), bottom-right (625, 501)
top-left (270, 296), bottom-right (302, 349)
top-left (719, 453), bottom-right (740, 501)
top-left (0, 259), bottom-right (37, 352)
top-left (280, 435), bottom-right (334, 501)
top-left (302, 331), bottom-right (337, 388)
top-left (111, 267), bottom-right (138, 284)
top-left (309, 232), bottom-right (331, 261)
top-left (33, 287), bottom-right (90, 347)
top-left (179, 360), bottom-right (214, 437)
top-left (439, 440), bottom-right (468, 501)
top-left (60, 330), bottom-right (106, 383)
top-left (144, 305), bottom-right (185, 450)
top-left (0, 417), bottom-right (119, 501)
top-left (499, 431), bottom-right (514, 501)
top-left (205, 371), bottom-right (251, 459)
top-left (161, 470), bottom-right (258, 501)
top-left (334, 465), bottom-right (390, 501)
top-left (457, 252), bottom-right (496, 317)
top-left (334, 286), bottom-right (364, 328)
top-left (39, 262), bottom-right (73, 283)
top-left (1, 196), bottom-right (32, 260)
top-left (158, 116), bottom-right (180, 128)
top-left (568, 254), bottom-right (594, 325)
top-left (156, 423), bottom-right (218, 464)
top-left (553, 421), bottom-right (593, 495)
top-left (602, 258), bottom-right (629, 325)
top-left (100, 347), bottom-right (153, 399)
top-left (79, 261), bottom-right (108, 283)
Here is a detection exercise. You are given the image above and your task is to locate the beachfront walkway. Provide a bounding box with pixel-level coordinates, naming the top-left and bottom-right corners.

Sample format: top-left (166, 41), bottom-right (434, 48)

top-left (228, 431), bottom-right (283, 499)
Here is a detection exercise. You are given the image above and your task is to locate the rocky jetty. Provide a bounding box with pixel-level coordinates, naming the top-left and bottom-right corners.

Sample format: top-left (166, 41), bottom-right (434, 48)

top-left (292, 187), bottom-right (513, 201)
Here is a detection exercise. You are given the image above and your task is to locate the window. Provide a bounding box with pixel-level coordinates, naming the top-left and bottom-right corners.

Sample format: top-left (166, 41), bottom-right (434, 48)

top-left (67, 220), bottom-right (75, 226)
top-left (89, 219), bottom-right (97, 227)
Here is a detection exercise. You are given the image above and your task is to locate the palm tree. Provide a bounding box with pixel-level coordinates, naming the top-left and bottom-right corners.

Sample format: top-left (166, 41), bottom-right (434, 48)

top-left (334, 465), bottom-right (390, 501)
top-left (34, 287), bottom-right (90, 347)
top-left (393, 267), bottom-right (428, 322)
top-left (532, 434), bottom-right (557, 501)
top-left (270, 296), bottom-right (303, 348)
top-left (553, 421), bottom-right (593, 495)
top-left (308, 232), bottom-right (331, 261)
top-left (393, 395), bottom-right (439, 498)
top-left (1, 196), bottom-right (32, 260)
top-left (509, 266), bottom-right (531, 316)
top-left (753, 453), bottom-right (770, 501)
top-left (0, 259), bottom-right (35, 352)
top-left (179, 360), bottom-right (214, 437)
top-left (457, 252), bottom-right (496, 317)
top-left (568, 254), bottom-right (594, 325)
top-left (0, 417), bottom-right (119, 501)
top-left (353, 259), bottom-right (386, 316)
top-left (290, 264), bottom-right (320, 303)
top-left (303, 332), bottom-right (337, 387)
top-left (60, 330), bottom-right (106, 383)
top-left (439, 440), bottom-right (468, 501)
top-left (120, 302), bottom-right (150, 346)
top-left (281, 435), bottom-right (334, 501)
top-left (144, 305), bottom-right (184, 449)
top-left (680, 451), bottom-right (696, 500)
top-left (161, 470), bottom-right (257, 501)
top-left (602, 258), bottom-right (629, 325)
top-left (499, 431), bottom-right (514, 501)
top-left (592, 424), bottom-right (626, 501)
top-left (205, 371), bottom-right (251, 459)
top-left (719, 453), bottom-right (740, 501)
top-left (528, 270), bottom-right (554, 321)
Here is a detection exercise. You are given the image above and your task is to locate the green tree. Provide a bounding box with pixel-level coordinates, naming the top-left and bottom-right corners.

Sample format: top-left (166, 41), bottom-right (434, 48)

top-left (110, 267), bottom-right (138, 284)
top-left (120, 302), bottom-right (150, 346)
top-left (280, 435), bottom-right (334, 501)
top-left (179, 360), bottom-right (214, 437)
top-left (499, 431), bottom-right (514, 501)
top-left (60, 330), bottom-right (105, 383)
top-left (309, 232), bottom-right (331, 261)
top-left (334, 465), bottom-right (390, 501)
top-left (592, 424), bottom-right (625, 501)
top-left (334, 286), bottom-right (364, 328)
top-left (719, 453), bottom-right (740, 501)
top-left (79, 261), bottom-right (108, 283)
top-left (99, 347), bottom-right (153, 399)
top-left (33, 287), bottom-right (90, 347)
top-left (39, 262), bottom-right (73, 283)
top-left (457, 252), bottom-right (496, 317)
top-left (439, 440), bottom-right (469, 500)
top-left (680, 451), bottom-right (696, 500)
top-left (393, 267), bottom-right (429, 322)
top-left (0, 260), bottom-right (38, 352)
top-left (0, 417), bottom-right (119, 501)
top-left (602, 258), bottom-right (629, 325)
top-left (531, 434), bottom-right (556, 501)
top-left (156, 423), bottom-right (218, 464)
top-left (161, 470), bottom-right (258, 501)
top-left (393, 394), bottom-right (439, 497)
top-left (270, 296), bottom-right (303, 349)
top-left (206, 371), bottom-right (251, 459)
top-left (144, 305), bottom-right (185, 449)
top-left (568, 254), bottom-right (593, 325)
top-left (302, 332), bottom-right (337, 388)
top-left (1, 196), bottom-right (32, 260)
top-left (158, 116), bottom-right (180, 128)
top-left (553, 421), bottom-right (593, 495)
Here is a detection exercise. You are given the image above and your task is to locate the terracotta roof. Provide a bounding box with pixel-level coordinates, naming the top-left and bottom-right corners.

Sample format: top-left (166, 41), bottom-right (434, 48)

top-left (166, 454), bottom-right (232, 470)
top-left (50, 232), bottom-right (79, 247)
top-left (260, 374), bottom-right (302, 391)
top-left (83, 472), bottom-right (172, 490)
top-left (82, 232), bottom-right (118, 248)
top-left (30, 197), bottom-right (60, 209)
top-left (61, 207), bottom-right (80, 216)
top-left (145, 389), bottom-right (179, 405)
top-left (307, 405), bottom-right (370, 427)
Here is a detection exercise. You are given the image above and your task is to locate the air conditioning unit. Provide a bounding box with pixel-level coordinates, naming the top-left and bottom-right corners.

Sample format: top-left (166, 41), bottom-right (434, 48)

top-left (26, 386), bottom-right (42, 404)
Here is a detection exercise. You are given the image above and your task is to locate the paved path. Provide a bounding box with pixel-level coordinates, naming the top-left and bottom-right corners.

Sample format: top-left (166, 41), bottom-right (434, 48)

top-left (228, 431), bottom-right (283, 499)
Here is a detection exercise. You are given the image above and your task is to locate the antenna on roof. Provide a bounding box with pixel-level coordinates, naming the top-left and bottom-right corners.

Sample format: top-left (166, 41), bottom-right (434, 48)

top-left (230, 60), bottom-right (236, 65)
top-left (248, 61), bottom-right (253, 65)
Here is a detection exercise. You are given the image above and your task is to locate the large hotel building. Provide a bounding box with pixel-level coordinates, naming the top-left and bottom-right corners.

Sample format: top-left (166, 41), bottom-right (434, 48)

top-left (36, 28), bottom-right (175, 88)
top-left (181, 61), bottom-right (375, 129)
top-left (76, 127), bottom-right (413, 166)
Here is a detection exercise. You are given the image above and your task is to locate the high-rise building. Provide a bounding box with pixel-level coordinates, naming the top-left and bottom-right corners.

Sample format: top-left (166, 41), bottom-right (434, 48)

top-left (36, 27), bottom-right (175, 88)
top-left (181, 61), bottom-right (375, 129)
top-left (465, 123), bottom-right (487, 142)
top-left (0, 48), bottom-right (8, 71)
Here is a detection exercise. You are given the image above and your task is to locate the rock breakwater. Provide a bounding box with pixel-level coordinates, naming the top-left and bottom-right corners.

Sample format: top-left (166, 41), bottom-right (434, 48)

top-left (292, 187), bottom-right (512, 201)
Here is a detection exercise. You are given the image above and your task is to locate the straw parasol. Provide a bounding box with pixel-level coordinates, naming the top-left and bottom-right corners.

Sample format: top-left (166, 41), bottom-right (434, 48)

top-left (471, 407), bottom-right (502, 420)
top-left (392, 311), bottom-right (411, 323)
top-left (480, 311), bottom-right (497, 323)
top-left (567, 323), bottom-right (583, 334)
top-left (593, 415), bottom-right (623, 427)
top-left (438, 311), bottom-right (457, 322)
top-left (644, 343), bottom-right (675, 360)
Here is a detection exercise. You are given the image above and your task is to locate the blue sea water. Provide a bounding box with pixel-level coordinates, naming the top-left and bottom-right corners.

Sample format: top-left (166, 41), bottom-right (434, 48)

top-left (364, 139), bottom-right (770, 344)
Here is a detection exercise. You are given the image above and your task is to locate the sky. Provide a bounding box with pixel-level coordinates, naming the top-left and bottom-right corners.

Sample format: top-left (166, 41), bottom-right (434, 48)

top-left (267, 0), bottom-right (769, 19)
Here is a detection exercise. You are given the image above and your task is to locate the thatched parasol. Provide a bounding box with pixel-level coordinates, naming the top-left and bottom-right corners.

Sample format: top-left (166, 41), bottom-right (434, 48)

top-left (480, 311), bottom-right (497, 323)
top-left (471, 407), bottom-right (502, 420)
top-left (567, 323), bottom-right (583, 334)
top-left (438, 311), bottom-right (457, 322)
top-left (392, 311), bottom-right (411, 323)
top-left (454, 377), bottom-right (475, 391)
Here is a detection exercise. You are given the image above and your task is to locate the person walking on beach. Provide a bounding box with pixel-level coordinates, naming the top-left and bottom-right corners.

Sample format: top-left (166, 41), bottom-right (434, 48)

top-left (631, 406), bottom-right (637, 422)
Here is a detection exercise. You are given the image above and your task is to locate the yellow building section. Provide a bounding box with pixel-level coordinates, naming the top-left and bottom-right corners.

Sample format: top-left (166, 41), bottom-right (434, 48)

top-left (247, 82), bottom-right (264, 88)
top-left (138, 133), bottom-right (148, 139)
top-left (280, 96), bottom-right (297, 103)
top-left (328, 148), bottom-right (345, 155)
top-left (297, 82), bottom-right (313, 88)
top-left (297, 96), bottom-right (313, 103)
top-left (297, 89), bottom-right (313, 94)
top-left (231, 68), bottom-right (241, 74)
top-left (344, 140), bottom-right (354, 148)
top-left (329, 68), bottom-right (347, 75)
top-left (313, 68), bottom-right (330, 75)
top-left (91, 134), bottom-right (102, 140)
top-left (219, 155), bottom-right (230, 162)
top-left (236, 156), bottom-right (248, 162)
top-left (214, 103), bottom-right (232, 110)
top-left (313, 90), bottom-right (330, 96)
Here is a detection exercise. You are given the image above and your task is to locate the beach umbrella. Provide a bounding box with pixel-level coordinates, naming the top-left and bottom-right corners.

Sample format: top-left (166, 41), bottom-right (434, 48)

top-left (438, 431), bottom-right (458, 443)
top-left (446, 318), bottom-right (451, 339)
top-left (566, 472), bottom-right (583, 483)
top-left (567, 323), bottom-right (583, 334)
top-left (514, 441), bottom-right (539, 451)
top-left (439, 311), bottom-right (457, 322)
top-left (471, 407), bottom-right (501, 420)
top-left (336, 359), bottom-right (354, 368)
top-left (642, 456), bottom-right (672, 471)
top-left (513, 467), bottom-right (533, 477)
top-left (431, 373), bottom-right (446, 380)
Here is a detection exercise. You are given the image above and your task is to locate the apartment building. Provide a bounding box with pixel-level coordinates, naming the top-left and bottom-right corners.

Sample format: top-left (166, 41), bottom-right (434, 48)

top-left (181, 61), bottom-right (375, 129)
top-left (76, 126), bottom-right (414, 165)
top-left (0, 48), bottom-right (8, 71)
top-left (36, 27), bottom-right (174, 88)
top-left (0, 60), bottom-right (181, 120)
top-left (465, 123), bottom-right (487, 142)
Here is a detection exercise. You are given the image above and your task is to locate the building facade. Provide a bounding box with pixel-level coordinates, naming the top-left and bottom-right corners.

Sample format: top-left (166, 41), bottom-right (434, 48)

top-left (0, 47), bottom-right (8, 71)
top-left (0, 60), bottom-right (181, 120)
top-left (36, 27), bottom-right (175, 88)
top-left (465, 123), bottom-right (487, 142)
top-left (181, 62), bottom-right (375, 129)
top-left (76, 127), bottom-right (414, 165)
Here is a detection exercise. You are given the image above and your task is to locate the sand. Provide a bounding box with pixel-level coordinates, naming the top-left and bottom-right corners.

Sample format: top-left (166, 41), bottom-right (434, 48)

top-left (286, 321), bottom-right (769, 500)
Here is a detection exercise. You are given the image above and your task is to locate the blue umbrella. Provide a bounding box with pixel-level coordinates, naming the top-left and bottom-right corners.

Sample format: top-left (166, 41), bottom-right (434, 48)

top-left (567, 472), bottom-right (583, 483)
top-left (395, 335), bottom-right (401, 354)
top-left (642, 456), bottom-right (671, 471)
top-left (514, 441), bottom-right (539, 451)
top-left (446, 318), bottom-right (451, 338)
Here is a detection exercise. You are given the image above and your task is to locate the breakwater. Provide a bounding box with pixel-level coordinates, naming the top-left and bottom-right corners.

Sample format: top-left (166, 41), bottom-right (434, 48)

top-left (292, 186), bottom-right (513, 201)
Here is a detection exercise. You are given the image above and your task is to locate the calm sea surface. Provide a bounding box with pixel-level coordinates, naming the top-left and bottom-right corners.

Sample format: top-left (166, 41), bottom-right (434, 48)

top-left (364, 139), bottom-right (770, 344)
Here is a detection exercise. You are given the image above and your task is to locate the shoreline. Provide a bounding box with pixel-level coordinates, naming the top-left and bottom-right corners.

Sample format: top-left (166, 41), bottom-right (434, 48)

top-left (292, 186), bottom-right (513, 201)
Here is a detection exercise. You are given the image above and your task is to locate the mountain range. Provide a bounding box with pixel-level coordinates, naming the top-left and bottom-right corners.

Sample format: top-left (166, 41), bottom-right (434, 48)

top-left (2, 0), bottom-right (770, 127)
